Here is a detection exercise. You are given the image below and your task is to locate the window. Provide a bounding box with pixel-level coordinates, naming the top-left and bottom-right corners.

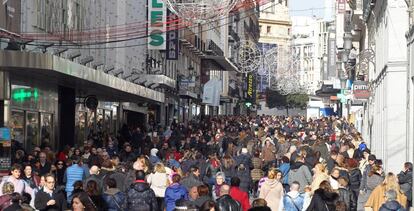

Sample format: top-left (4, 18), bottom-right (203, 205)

top-left (259, 25), bottom-right (262, 33)
top-left (267, 26), bottom-right (271, 34)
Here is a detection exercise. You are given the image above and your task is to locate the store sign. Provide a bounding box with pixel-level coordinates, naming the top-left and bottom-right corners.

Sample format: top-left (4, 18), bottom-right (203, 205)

top-left (0, 127), bottom-right (11, 175)
top-left (246, 73), bottom-right (256, 103)
top-left (352, 81), bottom-right (370, 99)
top-left (12, 88), bottom-right (39, 102)
top-left (148, 0), bottom-right (166, 50)
top-left (166, 9), bottom-right (179, 60)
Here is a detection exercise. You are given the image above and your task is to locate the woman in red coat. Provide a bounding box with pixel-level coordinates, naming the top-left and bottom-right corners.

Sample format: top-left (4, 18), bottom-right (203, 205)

top-left (229, 176), bottom-right (251, 211)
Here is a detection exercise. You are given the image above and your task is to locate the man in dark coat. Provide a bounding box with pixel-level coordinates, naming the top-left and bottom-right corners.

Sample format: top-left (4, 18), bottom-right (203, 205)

top-left (35, 174), bottom-right (67, 211)
top-left (180, 166), bottom-right (203, 191)
top-left (126, 170), bottom-right (159, 211)
top-left (215, 184), bottom-right (242, 211)
top-left (398, 162), bottom-right (413, 206)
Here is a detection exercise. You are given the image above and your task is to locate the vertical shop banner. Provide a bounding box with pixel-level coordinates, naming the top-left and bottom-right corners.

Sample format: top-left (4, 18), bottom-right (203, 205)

top-left (166, 9), bottom-right (179, 60)
top-left (246, 73), bottom-right (257, 103)
top-left (327, 31), bottom-right (337, 78)
top-left (148, 0), bottom-right (166, 50)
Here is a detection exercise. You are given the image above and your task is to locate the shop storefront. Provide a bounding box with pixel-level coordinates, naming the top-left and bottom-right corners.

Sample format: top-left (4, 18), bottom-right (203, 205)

top-left (9, 79), bottom-right (58, 151)
top-left (0, 51), bottom-right (165, 151)
top-left (75, 101), bottom-right (118, 147)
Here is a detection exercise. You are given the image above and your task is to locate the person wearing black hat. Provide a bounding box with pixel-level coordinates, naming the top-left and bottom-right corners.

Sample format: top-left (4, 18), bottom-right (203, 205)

top-left (360, 154), bottom-right (377, 194)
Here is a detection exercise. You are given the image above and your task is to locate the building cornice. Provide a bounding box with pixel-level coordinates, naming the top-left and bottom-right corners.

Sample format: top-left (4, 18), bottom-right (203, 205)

top-left (259, 19), bottom-right (292, 26)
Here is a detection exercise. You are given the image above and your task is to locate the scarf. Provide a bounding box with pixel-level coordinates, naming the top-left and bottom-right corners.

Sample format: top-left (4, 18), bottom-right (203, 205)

top-left (214, 183), bottom-right (223, 198)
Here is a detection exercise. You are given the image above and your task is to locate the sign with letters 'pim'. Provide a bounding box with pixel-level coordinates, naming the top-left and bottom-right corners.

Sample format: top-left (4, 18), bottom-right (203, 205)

top-left (148, 0), bottom-right (166, 50)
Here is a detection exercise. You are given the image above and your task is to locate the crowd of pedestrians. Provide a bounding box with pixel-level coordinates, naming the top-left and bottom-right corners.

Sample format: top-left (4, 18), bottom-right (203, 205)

top-left (0, 115), bottom-right (412, 211)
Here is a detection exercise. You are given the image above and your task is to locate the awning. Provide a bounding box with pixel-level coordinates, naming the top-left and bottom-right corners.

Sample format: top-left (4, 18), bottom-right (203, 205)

top-left (203, 55), bottom-right (239, 72)
top-left (0, 51), bottom-right (165, 103)
top-left (179, 90), bottom-right (198, 99)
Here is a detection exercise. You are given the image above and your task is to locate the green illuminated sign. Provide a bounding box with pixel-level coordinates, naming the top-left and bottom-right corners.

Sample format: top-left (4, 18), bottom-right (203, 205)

top-left (12, 88), bottom-right (39, 102)
top-left (245, 102), bottom-right (252, 108)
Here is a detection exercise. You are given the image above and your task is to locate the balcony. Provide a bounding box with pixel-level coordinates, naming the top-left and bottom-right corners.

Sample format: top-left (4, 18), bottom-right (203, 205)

top-left (203, 39), bottom-right (224, 57)
top-left (228, 25), bottom-right (240, 43)
top-left (179, 28), bottom-right (205, 57)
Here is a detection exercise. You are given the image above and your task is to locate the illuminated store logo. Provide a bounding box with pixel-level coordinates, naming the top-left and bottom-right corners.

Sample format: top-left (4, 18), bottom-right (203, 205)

top-left (12, 88), bottom-right (39, 102)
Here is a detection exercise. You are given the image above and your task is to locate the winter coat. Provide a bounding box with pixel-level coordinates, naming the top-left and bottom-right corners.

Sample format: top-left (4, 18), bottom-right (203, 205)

top-left (236, 169), bottom-right (252, 193)
top-left (365, 185), bottom-right (407, 211)
top-left (84, 174), bottom-right (103, 193)
top-left (357, 173), bottom-right (384, 211)
top-left (251, 157), bottom-right (263, 169)
top-left (230, 187), bottom-right (251, 211)
top-left (398, 170), bottom-right (412, 202)
top-left (215, 194), bottom-right (242, 211)
top-left (235, 154), bottom-right (252, 170)
top-left (194, 195), bottom-right (212, 208)
top-left (338, 187), bottom-right (357, 211)
top-left (279, 163), bottom-right (290, 185)
top-left (34, 188), bottom-right (68, 211)
top-left (306, 188), bottom-right (339, 211)
top-left (379, 200), bottom-right (406, 211)
top-left (349, 168), bottom-right (362, 192)
top-left (251, 169), bottom-right (264, 182)
top-left (0, 194), bottom-right (12, 210)
top-left (261, 145), bottom-right (276, 163)
top-left (102, 188), bottom-right (126, 211)
top-left (283, 191), bottom-right (305, 211)
top-left (288, 162), bottom-right (312, 192)
top-left (310, 172), bottom-right (330, 192)
top-left (180, 173), bottom-right (203, 192)
top-left (126, 181), bottom-right (159, 211)
top-left (164, 183), bottom-right (189, 211)
top-left (147, 172), bottom-right (169, 197)
top-left (258, 179), bottom-right (284, 211)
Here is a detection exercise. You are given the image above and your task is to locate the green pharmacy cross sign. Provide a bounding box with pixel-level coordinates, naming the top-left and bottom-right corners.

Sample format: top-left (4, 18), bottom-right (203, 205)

top-left (12, 88), bottom-right (39, 102)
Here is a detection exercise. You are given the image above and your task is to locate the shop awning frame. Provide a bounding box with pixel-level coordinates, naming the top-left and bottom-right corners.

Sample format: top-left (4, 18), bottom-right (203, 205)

top-left (0, 51), bottom-right (165, 103)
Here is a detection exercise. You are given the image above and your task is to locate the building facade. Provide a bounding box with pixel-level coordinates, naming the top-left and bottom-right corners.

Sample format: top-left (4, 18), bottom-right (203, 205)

top-left (348, 0), bottom-right (409, 173)
top-left (291, 16), bottom-right (322, 94)
top-left (0, 0), bottom-right (248, 150)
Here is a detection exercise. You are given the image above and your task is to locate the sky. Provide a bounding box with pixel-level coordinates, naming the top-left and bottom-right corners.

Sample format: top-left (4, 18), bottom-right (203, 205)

top-left (289, 0), bottom-right (326, 18)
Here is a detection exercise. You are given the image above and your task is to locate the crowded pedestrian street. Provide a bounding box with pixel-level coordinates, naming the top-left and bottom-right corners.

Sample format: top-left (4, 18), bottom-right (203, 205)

top-left (1, 0), bottom-right (414, 210)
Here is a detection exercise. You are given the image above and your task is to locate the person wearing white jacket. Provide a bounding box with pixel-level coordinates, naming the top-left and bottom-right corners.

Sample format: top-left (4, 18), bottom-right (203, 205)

top-left (146, 163), bottom-right (169, 210)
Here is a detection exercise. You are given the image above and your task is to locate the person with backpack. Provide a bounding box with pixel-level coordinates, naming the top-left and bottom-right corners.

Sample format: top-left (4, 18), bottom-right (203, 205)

top-left (283, 181), bottom-right (305, 211)
top-left (102, 178), bottom-right (126, 211)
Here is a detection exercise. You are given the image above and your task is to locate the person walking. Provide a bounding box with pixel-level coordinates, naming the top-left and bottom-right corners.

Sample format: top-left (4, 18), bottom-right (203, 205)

top-left (165, 174), bottom-right (188, 211)
top-left (102, 178), bottom-right (126, 211)
top-left (64, 156), bottom-right (86, 202)
top-left (288, 156), bottom-right (312, 192)
top-left (147, 163), bottom-right (169, 210)
top-left (379, 189), bottom-right (407, 211)
top-left (216, 184), bottom-right (242, 211)
top-left (259, 168), bottom-right (284, 211)
top-left (310, 163), bottom-right (330, 192)
top-left (398, 162), bottom-right (412, 207)
top-left (364, 172), bottom-right (407, 211)
top-left (126, 170), bottom-right (159, 211)
top-left (306, 180), bottom-right (339, 211)
top-left (283, 181), bottom-right (305, 211)
top-left (229, 177), bottom-right (250, 211)
top-left (34, 174), bottom-right (67, 211)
